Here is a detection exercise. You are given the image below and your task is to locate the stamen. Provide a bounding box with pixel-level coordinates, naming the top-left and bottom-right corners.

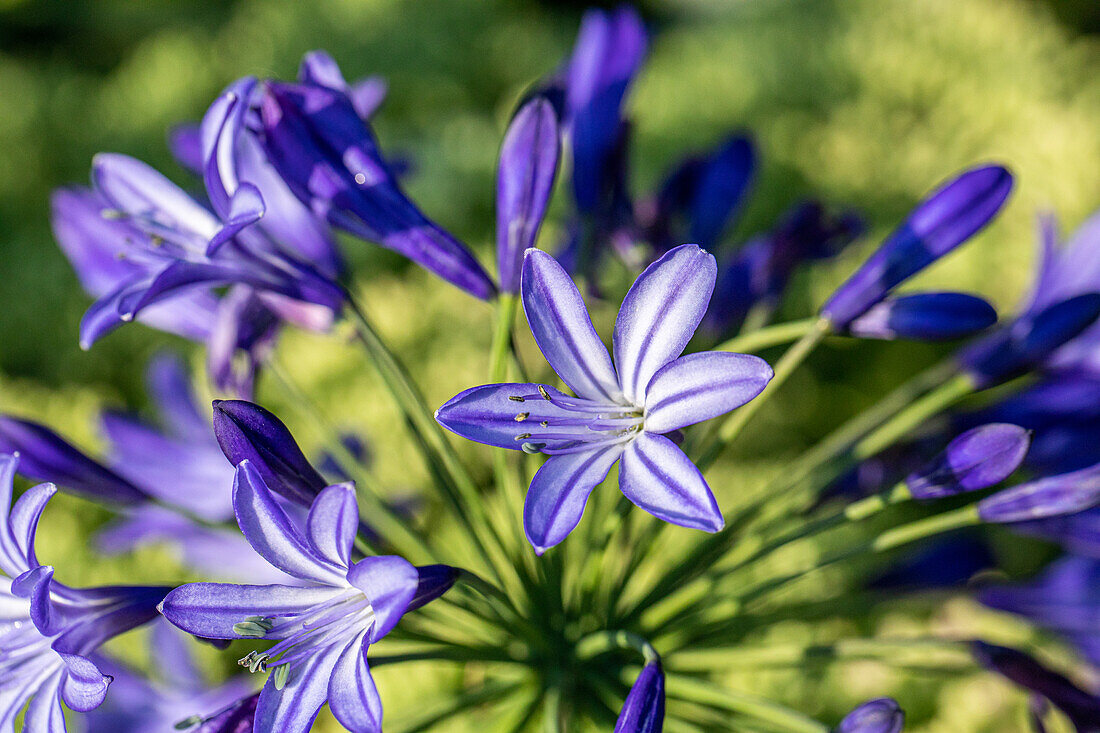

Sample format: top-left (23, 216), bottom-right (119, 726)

top-left (174, 716), bottom-right (202, 730)
top-left (521, 442), bottom-right (545, 454)
top-left (514, 433), bottom-right (531, 441)
top-left (233, 616), bottom-right (274, 638)
top-left (538, 385), bottom-right (552, 400)
top-left (514, 412), bottom-right (529, 422)
top-left (508, 395), bottom-right (525, 402)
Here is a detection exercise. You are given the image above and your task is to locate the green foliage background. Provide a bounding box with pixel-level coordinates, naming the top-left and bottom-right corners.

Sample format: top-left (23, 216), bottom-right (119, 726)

top-left (2, 0), bottom-right (1100, 730)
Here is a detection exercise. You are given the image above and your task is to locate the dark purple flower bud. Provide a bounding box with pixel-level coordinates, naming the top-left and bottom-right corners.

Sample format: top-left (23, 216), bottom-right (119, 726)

top-left (960, 294), bottom-right (1100, 388)
top-left (211, 399), bottom-right (325, 506)
top-left (835, 698), bottom-right (904, 733)
top-left (906, 424), bottom-right (1030, 500)
top-left (0, 416), bottom-right (147, 504)
top-left (687, 135), bottom-right (756, 248)
top-left (614, 661), bottom-right (664, 733)
top-left (821, 165), bottom-right (1012, 327)
top-left (258, 81), bottom-right (495, 300)
top-left (496, 97), bottom-right (561, 293)
top-left (566, 6), bottom-right (647, 215)
top-left (977, 461), bottom-right (1100, 523)
top-left (195, 692), bottom-right (260, 733)
top-left (971, 642), bottom-right (1100, 731)
top-left (845, 292), bottom-right (997, 341)
top-left (407, 564), bottom-right (459, 612)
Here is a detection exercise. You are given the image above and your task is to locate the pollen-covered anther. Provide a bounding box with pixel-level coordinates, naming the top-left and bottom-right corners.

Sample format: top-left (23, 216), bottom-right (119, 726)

top-left (514, 412), bottom-right (529, 422)
top-left (538, 385), bottom-right (552, 400)
top-left (508, 395), bottom-right (526, 402)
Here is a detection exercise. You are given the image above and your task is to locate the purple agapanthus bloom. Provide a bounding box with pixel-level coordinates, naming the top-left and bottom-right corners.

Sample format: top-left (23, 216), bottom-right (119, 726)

top-left (844, 292), bottom-right (998, 341)
top-left (980, 555), bottom-right (1100, 668)
top-left (257, 76), bottom-right (495, 300)
top-left (0, 454), bottom-right (168, 730)
top-left (84, 621), bottom-right (254, 733)
top-left (703, 200), bottom-right (863, 337)
top-left (905, 423), bottom-right (1030, 500)
top-left (496, 96), bottom-right (561, 293)
top-left (435, 245), bottom-right (773, 552)
top-left (160, 462), bottom-right (454, 732)
top-left (821, 165), bottom-right (1012, 328)
top-left (614, 661), bottom-right (664, 733)
top-left (976, 460), bottom-right (1100, 524)
top-left (835, 698), bottom-right (904, 733)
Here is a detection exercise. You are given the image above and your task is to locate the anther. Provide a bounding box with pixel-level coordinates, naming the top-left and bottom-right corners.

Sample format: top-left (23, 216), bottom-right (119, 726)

top-left (521, 442), bottom-right (545, 454)
top-left (174, 716), bottom-right (202, 730)
top-left (540, 421), bottom-right (549, 427)
top-left (100, 209), bottom-right (126, 220)
top-left (514, 433), bottom-right (531, 441)
top-left (538, 385), bottom-right (552, 400)
top-left (272, 663), bottom-right (290, 690)
top-left (508, 395), bottom-right (525, 402)
top-left (514, 412), bottom-right (529, 422)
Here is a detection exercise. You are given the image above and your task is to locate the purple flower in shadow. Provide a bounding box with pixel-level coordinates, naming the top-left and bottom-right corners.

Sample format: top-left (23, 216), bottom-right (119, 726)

top-left (436, 245), bottom-right (773, 552)
top-left (0, 454), bottom-right (168, 730)
top-left (160, 462), bottom-right (453, 733)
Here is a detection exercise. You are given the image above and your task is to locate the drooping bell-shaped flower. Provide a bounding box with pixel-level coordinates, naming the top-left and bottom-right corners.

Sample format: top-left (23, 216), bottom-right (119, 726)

top-left (905, 423), bottom-right (1030, 500)
top-left (0, 454), bottom-right (169, 730)
top-left (844, 292), bottom-right (998, 341)
top-left (614, 661), bottom-right (664, 733)
top-left (496, 96), bottom-right (561, 293)
top-left (257, 78), bottom-right (496, 300)
top-left (160, 462), bottom-right (454, 733)
top-left (436, 245), bottom-right (773, 552)
top-left (835, 698), bottom-right (904, 733)
top-left (821, 165), bottom-right (1012, 328)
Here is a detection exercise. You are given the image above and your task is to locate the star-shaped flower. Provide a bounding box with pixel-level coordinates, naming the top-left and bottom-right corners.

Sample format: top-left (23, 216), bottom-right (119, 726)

top-left (436, 244), bottom-right (773, 552)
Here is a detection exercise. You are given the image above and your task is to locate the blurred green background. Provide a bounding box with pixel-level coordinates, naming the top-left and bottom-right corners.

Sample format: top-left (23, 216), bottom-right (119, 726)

top-left (3, 0), bottom-right (1100, 730)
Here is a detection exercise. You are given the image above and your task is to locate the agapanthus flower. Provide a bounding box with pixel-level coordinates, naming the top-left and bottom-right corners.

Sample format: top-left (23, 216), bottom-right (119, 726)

top-left (0, 357), bottom-right (291, 584)
top-left (496, 96), bottom-right (561, 293)
top-left (972, 641), bottom-right (1100, 731)
top-left (615, 661), bottom-right (664, 733)
top-left (704, 200), bottom-right (862, 336)
top-left (83, 621), bottom-right (254, 733)
top-left (905, 423), bottom-right (1030, 500)
top-left (436, 244), bottom-right (773, 552)
top-left (976, 460), bottom-right (1100, 524)
top-left (160, 462), bottom-right (455, 732)
top-left (0, 454), bottom-right (168, 730)
top-left (980, 555), bottom-right (1100, 667)
top-left (257, 76), bottom-right (495, 300)
top-left (821, 165), bottom-right (1012, 328)
top-left (835, 698), bottom-right (904, 733)
top-left (640, 134), bottom-right (756, 256)
top-left (843, 292), bottom-right (998, 341)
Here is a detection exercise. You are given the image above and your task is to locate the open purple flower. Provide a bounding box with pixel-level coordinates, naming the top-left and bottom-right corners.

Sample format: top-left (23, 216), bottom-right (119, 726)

top-left (160, 461), bottom-right (453, 732)
top-left (257, 78), bottom-right (495, 300)
top-left (436, 244), bottom-right (773, 552)
top-left (0, 454), bottom-right (168, 730)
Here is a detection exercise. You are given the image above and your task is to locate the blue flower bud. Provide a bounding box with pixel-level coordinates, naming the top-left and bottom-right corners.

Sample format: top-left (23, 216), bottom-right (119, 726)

top-left (846, 292), bottom-right (997, 341)
top-left (836, 697), bottom-right (904, 733)
top-left (614, 661), bottom-right (664, 733)
top-left (906, 423), bottom-right (1030, 499)
top-left (977, 461), bottom-right (1100, 523)
top-left (821, 165), bottom-right (1012, 327)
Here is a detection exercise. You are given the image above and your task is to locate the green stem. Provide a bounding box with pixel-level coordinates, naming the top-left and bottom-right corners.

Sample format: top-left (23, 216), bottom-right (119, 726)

top-left (264, 357), bottom-right (429, 560)
top-left (694, 317), bottom-right (831, 471)
top-left (345, 296), bottom-right (514, 583)
top-left (852, 372), bottom-right (976, 460)
top-left (369, 646), bottom-right (519, 667)
top-left (669, 637), bottom-right (973, 672)
top-left (396, 681), bottom-right (520, 733)
top-left (576, 629), bottom-right (660, 665)
top-left (663, 677), bottom-right (828, 733)
top-left (713, 317), bottom-right (819, 355)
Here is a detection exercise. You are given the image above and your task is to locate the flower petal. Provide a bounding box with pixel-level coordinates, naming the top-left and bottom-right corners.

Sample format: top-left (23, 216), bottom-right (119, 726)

top-left (619, 432), bottom-right (723, 532)
top-left (232, 461), bottom-right (344, 584)
top-left (4, 482), bottom-right (56, 573)
top-left (523, 443), bottom-right (624, 553)
top-left (159, 582), bottom-right (343, 639)
top-left (328, 632), bottom-right (383, 733)
top-left (22, 673), bottom-right (66, 733)
top-left (306, 483), bottom-right (358, 569)
top-left (435, 382), bottom-right (586, 450)
top-left (643, 352), bottom-right (773, 434)
top-left (254, 638), bottom-right (344, 733)
top-left (58, 653), bottom-right (111, 712)
top-left (614, 244), bottom-right (717, 405)
top-left (346, 555), bottom-right (417, 642)
top-left (520, 249), bottom-right (620, 402)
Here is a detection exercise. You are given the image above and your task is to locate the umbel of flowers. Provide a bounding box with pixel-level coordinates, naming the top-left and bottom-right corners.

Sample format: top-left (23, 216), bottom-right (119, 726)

top-left (6, 5), bottom-right (1100, 733)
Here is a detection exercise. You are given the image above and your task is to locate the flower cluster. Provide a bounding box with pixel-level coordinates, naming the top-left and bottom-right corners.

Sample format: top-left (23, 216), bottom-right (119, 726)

top-left (7, 5), bottom-right (1100, 733)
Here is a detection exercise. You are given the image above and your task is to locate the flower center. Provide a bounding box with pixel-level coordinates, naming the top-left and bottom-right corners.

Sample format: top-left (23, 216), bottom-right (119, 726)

top-left (236, 589), bottom-right (375, 688)
top-left (507, 384), bottom-right (643, 455)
